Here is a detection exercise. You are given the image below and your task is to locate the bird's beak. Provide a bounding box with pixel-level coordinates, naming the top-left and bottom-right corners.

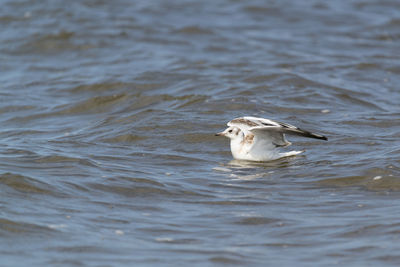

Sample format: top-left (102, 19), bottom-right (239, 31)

top-left (215, 132), bottom-right (225, 136)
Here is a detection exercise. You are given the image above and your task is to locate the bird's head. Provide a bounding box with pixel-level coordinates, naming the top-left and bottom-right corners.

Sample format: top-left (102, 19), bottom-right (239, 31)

top-left (215, 126), bottom-right (242, 140)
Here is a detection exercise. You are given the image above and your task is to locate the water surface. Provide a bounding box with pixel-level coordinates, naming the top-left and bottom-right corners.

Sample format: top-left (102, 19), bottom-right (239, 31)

top-left (1, 0), bottom-right (400, 266)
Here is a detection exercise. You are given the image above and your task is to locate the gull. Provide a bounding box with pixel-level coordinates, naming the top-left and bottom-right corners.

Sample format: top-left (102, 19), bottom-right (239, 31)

top-left (216, 116), bottom-right (327, 161)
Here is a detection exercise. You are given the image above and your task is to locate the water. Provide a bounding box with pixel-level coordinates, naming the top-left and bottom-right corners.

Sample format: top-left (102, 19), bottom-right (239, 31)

top-left (1, 0), bottom-right (400, 266)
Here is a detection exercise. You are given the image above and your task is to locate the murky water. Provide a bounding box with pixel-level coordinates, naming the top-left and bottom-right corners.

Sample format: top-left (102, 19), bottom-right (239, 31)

top-left (1, 0), bottom-right (400, 266)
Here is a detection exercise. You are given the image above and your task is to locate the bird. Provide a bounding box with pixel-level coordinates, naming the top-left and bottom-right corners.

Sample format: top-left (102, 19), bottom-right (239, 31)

top-left (216, 116), bottom-right (327, 161)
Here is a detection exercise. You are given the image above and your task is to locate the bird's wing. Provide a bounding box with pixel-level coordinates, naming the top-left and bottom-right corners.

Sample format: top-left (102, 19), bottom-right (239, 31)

top-left (229, 116), bottom-right (327, 141)
top-left (227, 116), bottom-right (279, 135)
top-left (228, 117), bottom-right (289, 147)
top-left (249, 127), bottom-right (291, 147)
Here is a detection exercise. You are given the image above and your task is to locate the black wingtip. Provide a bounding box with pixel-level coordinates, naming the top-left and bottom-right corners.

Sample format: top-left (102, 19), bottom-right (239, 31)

top-left (310, 133), bottom-right (328, 141)
top-left (301, 130), bottom-right (328, 141)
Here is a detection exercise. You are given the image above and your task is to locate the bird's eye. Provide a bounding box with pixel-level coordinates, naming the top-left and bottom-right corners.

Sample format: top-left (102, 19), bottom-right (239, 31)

top-left (228, 129), bottom-right (232, 133)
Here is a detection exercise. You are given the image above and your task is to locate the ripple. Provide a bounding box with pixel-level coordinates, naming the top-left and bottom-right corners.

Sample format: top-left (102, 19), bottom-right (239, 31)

top-left (86, 177), bottom-right (206, 199)
top-left (0, 172), bottom-right (55, 194)
top-left (0, 218), bottom-right (54, 235)
top-left (18, 31), bottom-right (94, 54)
top-left (235, 216), bottom-right (280, 225)
top-left (317, 168), bottom-right (400, 191)
top-left (101, 134), bottom-right (147, 144)
top-left (175, 26), bottom-right (214, 35)
top-left (57, 94), bottom-right (128, 115)
top-left (67, 82), bottom-right (136, 94)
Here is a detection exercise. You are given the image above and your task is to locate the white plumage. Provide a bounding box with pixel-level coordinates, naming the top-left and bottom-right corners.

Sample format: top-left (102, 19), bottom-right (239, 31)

top-left (216, 116), bottom-right (327, 161)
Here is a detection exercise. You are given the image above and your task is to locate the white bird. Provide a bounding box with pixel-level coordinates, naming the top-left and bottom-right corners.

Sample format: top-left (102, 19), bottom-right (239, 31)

top-left (216, 116), bottom-right (327, 161)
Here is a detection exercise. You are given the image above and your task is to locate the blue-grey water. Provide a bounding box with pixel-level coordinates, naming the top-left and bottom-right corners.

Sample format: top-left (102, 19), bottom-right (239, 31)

top-left (1, 0), bottom-right (400, 266)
